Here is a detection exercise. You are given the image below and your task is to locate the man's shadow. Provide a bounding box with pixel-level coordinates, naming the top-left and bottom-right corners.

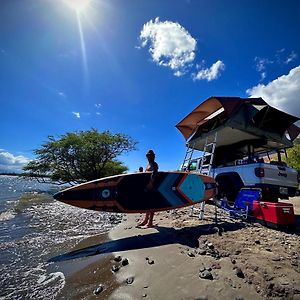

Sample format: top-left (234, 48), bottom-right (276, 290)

top-left (49, 221), bottom-right (245, 263)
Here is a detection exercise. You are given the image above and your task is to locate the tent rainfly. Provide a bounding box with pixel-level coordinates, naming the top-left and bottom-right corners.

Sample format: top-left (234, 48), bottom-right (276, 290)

top-left (176, 96), bottom-right (300, 166)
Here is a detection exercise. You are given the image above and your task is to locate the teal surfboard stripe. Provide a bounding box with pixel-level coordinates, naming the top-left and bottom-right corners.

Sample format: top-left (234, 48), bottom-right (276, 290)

top-left (158, 174), bottom-right (184, 206)
top-left (179, 174), bottom-right (205, 202)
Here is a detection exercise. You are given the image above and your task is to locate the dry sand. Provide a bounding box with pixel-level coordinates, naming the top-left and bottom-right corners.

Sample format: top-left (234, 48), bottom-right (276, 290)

top-left (59, 198), bottom-right (300, 299)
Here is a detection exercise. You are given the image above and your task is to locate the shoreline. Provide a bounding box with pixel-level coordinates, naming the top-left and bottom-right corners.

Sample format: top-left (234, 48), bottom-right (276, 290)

top-left (58, 198), bottom-right (300, 299)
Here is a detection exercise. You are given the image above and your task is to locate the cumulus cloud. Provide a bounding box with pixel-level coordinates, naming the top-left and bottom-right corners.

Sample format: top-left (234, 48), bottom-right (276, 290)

top-left (193, 60), bottom-right (225, 81)
top-left (0, 151), bottom-right (30, 173)
top-left (246, 65), bottom-right (300, 117)
top-left (139, 18), bottom-right (196, 76)
top-left (72, 112), bottom-right (80, 118)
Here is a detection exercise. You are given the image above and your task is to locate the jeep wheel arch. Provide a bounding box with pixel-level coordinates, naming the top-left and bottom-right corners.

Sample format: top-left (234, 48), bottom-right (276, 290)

top-left (215, 172), bottom-right (244, 205)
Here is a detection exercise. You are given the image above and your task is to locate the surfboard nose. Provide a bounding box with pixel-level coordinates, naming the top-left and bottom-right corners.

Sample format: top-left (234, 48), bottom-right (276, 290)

top-left (53, 191), bottom-right (64, 201)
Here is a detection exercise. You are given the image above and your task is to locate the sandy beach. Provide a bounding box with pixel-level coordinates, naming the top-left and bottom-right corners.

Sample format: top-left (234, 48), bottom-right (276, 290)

top-left (59, 197), bottom-right (300, 300)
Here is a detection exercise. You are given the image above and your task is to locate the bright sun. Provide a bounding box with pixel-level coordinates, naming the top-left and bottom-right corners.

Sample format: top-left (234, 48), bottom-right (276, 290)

top-left (66, 0), bottom-right (90, 14)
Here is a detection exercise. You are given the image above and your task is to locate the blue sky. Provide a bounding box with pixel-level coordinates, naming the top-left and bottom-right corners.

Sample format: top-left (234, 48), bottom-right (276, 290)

top-left (1, 0), bottom-right (300, 173)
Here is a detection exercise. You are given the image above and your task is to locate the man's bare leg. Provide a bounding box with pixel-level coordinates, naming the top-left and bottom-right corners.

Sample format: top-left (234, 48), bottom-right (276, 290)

top-left (136, 213), bottom-right (149, 227)
top-left (144, 212), bottom-right (154, 228)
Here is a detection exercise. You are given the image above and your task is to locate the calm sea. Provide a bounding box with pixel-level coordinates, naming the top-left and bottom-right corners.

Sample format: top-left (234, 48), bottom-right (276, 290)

top-left (0, 175), bottom-right (120, 299)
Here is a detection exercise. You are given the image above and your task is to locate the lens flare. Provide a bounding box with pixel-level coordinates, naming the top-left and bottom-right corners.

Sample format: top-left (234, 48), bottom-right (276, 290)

top-left (66, 0), bottom-right (90, 14)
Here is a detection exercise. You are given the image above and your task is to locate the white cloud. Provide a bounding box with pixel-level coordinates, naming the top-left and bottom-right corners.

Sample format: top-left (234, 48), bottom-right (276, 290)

top-left (139, 18), bottom-right (196, 76)
top-left (254, 57), bottom-right (273, 81)
top-left (255, 57), bottom-right (273, 72)
top-left (285, 51), bottom-right (297, 64)
top-left (58, 91), bottom-right (66, 98)
top-left (246, 65), bottom-right (300, 117)
top-left (72, 112), bottom-right (81, 118)
top-left (0, 151), bottom-right (31, 173)
top-left (193, 60), bottom-right (225, 81)
top-left (95, 103), bottom-right (102, 109)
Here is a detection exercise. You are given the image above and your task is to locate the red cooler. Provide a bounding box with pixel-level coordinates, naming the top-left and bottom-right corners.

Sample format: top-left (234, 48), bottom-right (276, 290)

top-left (253, 201), bottom-right (295, 228)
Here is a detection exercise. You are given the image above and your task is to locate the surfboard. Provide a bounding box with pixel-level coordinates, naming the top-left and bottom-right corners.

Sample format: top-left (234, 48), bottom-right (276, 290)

top-left (53, 171), bottom-right (217, 213)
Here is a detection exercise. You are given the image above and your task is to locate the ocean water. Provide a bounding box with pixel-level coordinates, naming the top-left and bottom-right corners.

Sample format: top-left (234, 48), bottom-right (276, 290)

top-left (0, 175), bottom-right (121, 299)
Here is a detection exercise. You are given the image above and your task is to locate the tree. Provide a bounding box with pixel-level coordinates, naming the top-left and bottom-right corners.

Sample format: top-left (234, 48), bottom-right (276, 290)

top-left (285, 137), bottom-right (300, 173)
top-left (23, 129), bottom-right (137, 184)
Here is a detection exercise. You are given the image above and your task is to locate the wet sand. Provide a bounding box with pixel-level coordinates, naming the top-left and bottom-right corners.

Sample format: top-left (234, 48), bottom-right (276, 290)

top-left (58, 197), bottom-right (300, 299)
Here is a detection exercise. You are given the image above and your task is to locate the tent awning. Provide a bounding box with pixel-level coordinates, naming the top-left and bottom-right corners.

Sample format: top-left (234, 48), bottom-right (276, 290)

top-left (175, 96), bottom-right (300, 143)
top-left (175, 96), bottom-right (266, 140)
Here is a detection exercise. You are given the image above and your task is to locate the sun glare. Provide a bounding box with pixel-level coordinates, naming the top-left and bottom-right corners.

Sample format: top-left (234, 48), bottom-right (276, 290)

top-left (66, 0), bottom-right (90, 14)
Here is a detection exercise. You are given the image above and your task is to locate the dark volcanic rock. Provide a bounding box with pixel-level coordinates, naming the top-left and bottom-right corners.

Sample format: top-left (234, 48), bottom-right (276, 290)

top-left (207, 243), bottom-right (214, 249)
top-left (121, 258), bottom-right (129, 266)
top-left (272, 256), bottom-right (281, 262)
top-left (126, 277), bottom-right (134, 284)
top-left (114, 255), bottom-right (122, 262)
top-left (187, 252), bottom-right (195, 257)
top-left (198, 249), bottom-right (206, 255)
top-left (94, 284), bottom-right (104, 295)
top-left (235, 267), bottom-right (245, 278)
top-left (199, 270), bottom-right (214, 280)
top-left (111, 265), bottom-right (120, 273)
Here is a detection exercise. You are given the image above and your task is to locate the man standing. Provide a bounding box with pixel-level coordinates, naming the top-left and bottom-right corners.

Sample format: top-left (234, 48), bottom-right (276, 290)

top-left (137, 149), bottom-right (158, 228)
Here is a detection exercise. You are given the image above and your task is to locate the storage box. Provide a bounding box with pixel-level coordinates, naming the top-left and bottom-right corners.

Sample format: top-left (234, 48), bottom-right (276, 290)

top-left (253, 201), bottom-right (295, 229)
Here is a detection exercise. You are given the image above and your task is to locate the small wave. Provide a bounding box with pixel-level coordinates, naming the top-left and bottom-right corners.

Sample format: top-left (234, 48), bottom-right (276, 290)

top-left (0, 210), bottom-right (15, 221)
top-left (37, 272), bottom-right (65, 287)
top-left (14, 193), bottom-right (52, 213)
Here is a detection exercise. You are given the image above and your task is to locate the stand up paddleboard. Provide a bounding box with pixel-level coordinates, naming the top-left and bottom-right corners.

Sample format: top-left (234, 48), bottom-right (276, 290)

top-left (53, 171), bottom-right (217, 213)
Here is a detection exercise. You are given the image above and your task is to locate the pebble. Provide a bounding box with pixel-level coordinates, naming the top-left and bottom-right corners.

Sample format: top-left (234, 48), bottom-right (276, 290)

top-left (207, 243), bottom-right (214, 249)
top-left (148, 259), bottom-right (155, 265)
top-left (126, 277), bottom-right (134, 284)
top-left (198, 249), bottom-right (206, 255)
top-left (188, 252), bottom-right (195, 257)
top-left (272, 256), bottom-right (281, 262)
top-left (94, 284), bottom-right (104, 295)
top-left (291, 259), bottom-right (298, 266)
top-left (199, 270), bottom-right (213, 280)
top-left (211, 262), bottom-right (221, 269)
top-left (234, 250), bottom-right (241, 255)
top-left (235, 268), bottom-right (245, 278)
top-left (114, 256), bottom-right (122, 262)
top-left (121, 258), bottom-right (129, 266)
top-left (111, 265), bottom-right (120, 273)
top-left (221, 251), bottom-right (230, 258)
top-left (255, 240), bottom-right (261, 244)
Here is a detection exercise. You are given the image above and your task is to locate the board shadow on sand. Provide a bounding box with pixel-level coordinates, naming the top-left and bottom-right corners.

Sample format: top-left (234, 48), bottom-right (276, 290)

top-left (49, 221), bottom-right (246, 263)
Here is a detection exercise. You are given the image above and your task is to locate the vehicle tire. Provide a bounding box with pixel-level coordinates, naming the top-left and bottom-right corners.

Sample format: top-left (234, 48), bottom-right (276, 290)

top-left (216, 177), bottom-right (239, 206)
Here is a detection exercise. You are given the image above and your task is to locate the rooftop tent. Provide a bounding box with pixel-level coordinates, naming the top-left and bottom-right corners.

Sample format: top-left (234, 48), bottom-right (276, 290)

top-left (175, 96), bottom-right (300, 165)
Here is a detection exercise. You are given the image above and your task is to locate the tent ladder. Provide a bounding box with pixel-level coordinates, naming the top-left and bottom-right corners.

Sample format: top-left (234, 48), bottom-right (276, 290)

top-left (190, 132), bottom-right (218, 220)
